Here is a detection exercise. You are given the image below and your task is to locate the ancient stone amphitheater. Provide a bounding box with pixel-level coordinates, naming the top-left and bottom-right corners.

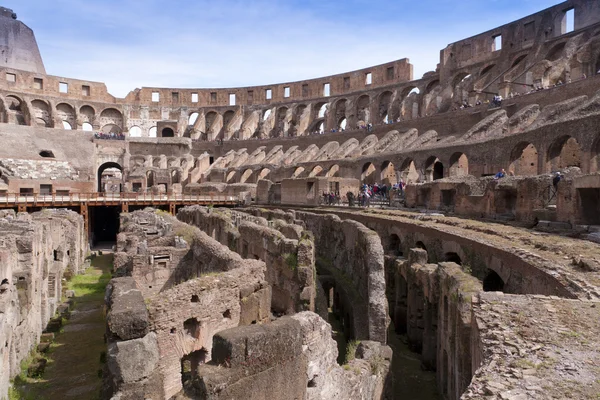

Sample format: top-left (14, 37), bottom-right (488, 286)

top-left (0, 1), bottom-right (600, 399)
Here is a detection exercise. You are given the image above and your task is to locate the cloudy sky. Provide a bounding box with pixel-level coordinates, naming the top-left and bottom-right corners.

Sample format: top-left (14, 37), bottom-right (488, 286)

top-left (5, 0), bottom-right (562, 97)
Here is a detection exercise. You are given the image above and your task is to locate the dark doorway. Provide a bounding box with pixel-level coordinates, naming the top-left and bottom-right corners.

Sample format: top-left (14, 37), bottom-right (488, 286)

top-left (433, 161), bottom-right (444, 180)
top-left (162, 127), bottom-right (175, 137)
top-left (90, 206), bottom-right (120, 245)
top-left (578, 189), bottom-right (600, 225)
top-left (97, 162), bottom-right (123, 193)
top-left (444, 252), bottom-right (462, 265)
top-left (483, 270), bottom-right (505, 292)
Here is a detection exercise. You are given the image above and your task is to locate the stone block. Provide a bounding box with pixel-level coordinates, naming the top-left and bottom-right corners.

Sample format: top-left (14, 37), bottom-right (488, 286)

top-left (107, 277), bottom-right (149, 341)
top-left (106, 332), bottom-right (159, 384)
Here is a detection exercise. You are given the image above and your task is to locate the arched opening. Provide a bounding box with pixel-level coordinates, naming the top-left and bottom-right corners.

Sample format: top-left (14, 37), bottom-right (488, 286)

top-left (292, 167), bottom-right (305, 178)
top-left (31, 99), bottom-right (51, 127)
top-left (380, 161), bottom-right (397, 185)
top-left (97, 162), bottom-right (123, 193)
top-left (326, 164), bottom-right (339, 177)
top-left (338, 117), bottom-right (347, 130)
top-left (378, 91), bottom-right (393, 124)
top-left (415, 241), bottom-right (427, 251)
top-left (148, 127), bottom-right (157, 137)
top-left (316, 121), bottom-right (324, 134)
top-left (56, 103), bottom-right (76, 129)
top-left (483, 270), bottom-right (505, 292)
top-left (181, 348), bottom-right (208, 387)
top-left (546, 42), bottom-right (566, 62)
top-left (240, 169), bottom-right (254, 184)
top-left (188, 112), bottom-right (199, 126)
top-left (308, 165), bottom-right (323, 178)
top-left (262, 109), bottom-right (272, 121)
top-left (99, 108), bottom-right (123, 131)
top-left (226, 171), bottom-right (237, 183)
top-left (509, 142), bottom-right (538, 176)
top-left (257, 168), bottom-right (271, 181)
top-left (82, 122), bottom-right (93, 131)
top-left (79, 105), bottom-right (95, 125)
top-left (424, 156), bottom-right (444, 181)
top-left (448, 153), bottom-right (468, 177)
top-left (62, 121), bottom-right (72, 130)
top-left (101, 124), bottom-right (122, 135)
top-left (361, 162), bottom-right (376, 185)
top-left (511, 54), bottom-right (527, 68)
top-left (400, 158), bottom-right (418, 183)
top-left (388, 234), bottom-right (403, 257)
top-left (356, 95), bottom-right (370, 124)
top-left (480, 64), bottom-right (495, 77)
top-left (129, 126), bottom-right (142, 137)
top-left (547, 136), bottom-right (581, 172)
top-left (162, 127), bottom-right (175, 137)
top-left (444, 252), bottom-right (462, 265)
top-left (5, 95), bottom-right (26, 125)
top-left (317, 103), bottom-right (328, 119)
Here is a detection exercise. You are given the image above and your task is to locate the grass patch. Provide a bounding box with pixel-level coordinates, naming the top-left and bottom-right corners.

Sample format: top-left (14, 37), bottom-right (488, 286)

top-left (345, 340), bottom-right (360, 364)
top-left (284, 253), bottom-right (298, 271)
top-left (67, 268), bottom-right (111, 299)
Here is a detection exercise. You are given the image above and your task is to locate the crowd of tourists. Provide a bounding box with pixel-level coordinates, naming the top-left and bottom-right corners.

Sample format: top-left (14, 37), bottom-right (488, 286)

top-left (94, 132), bottom-right (125, 140)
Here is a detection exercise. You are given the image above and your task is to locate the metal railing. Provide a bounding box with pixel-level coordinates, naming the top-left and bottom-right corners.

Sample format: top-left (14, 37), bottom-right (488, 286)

top-left (0, 192), bottom-right (239, 206)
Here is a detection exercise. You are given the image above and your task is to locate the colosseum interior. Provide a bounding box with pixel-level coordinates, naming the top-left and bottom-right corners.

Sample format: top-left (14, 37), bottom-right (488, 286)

top-left (1, 1), bottom-right (600, 399)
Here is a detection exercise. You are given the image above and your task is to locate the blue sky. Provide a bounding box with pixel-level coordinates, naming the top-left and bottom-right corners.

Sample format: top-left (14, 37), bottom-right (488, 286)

top-left (5, 0), bottom-right (563, 97)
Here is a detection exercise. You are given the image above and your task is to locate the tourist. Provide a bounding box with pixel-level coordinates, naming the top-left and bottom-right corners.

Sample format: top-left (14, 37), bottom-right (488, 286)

top-left (493, 169), bottom-right (506, 180)
top-left (553, 172), bottom-right (562, 189)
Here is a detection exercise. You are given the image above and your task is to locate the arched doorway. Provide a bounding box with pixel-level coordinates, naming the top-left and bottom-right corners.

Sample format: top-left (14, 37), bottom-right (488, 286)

top-left (162, 127), bottom-right (175, 137)
top-left (361, 162), bottom-right (376, 185)
top-left (509, 142), bottom-right (538, 176)
top-left (380, 161), bottom-right (397, 185)
top-left (424, 157), bottom-right (444, 181)
top-left (98, 162), bottom-right (123, 193)
top-left (546, 136), bottom-right (581, 172)
top-left (483, 270), bottom-right (505, 292)
top-left (400, 158), bottom-right (419, 183)
top-left (448, 153), bottom-right (468, 177)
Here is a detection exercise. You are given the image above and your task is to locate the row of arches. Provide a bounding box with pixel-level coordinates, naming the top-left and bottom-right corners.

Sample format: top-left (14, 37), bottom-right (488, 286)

top-left (1, 95), bottom-right (125, 133)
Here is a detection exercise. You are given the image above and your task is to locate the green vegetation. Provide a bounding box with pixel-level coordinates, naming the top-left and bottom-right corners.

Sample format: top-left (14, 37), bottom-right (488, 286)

top-left (284, 252), bottom-right (298, 271)
top-left (174, 223), bottom-right (197, 244)
top-left (66, 267), bottom-right (111, 300)
top-left (345, 340), bottom-right (360, 364)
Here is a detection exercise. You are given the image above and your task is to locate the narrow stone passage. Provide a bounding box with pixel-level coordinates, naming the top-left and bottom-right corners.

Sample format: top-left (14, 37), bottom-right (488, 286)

top-left (19, 254), bottom-right (112, 400)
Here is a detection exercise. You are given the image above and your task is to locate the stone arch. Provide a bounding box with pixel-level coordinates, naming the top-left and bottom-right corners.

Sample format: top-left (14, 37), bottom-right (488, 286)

top-left (400, 158), bottom-right (418, 183)
top-left (479, 64), bottom-right (495, 77)
top-left (79, 105), bottom-right (95, 126)
top-left (289, 104), bottom-right (307, 137)
top-left (99, 108), bottom-right (123, 130)
top-left (448, 152), bottom-right (468, 177)
top-left (546, 136), bottom-right (581, 172)
top-left (102, 124), bottom-right (122, 134)
top-left (333, 98), bottom-right (347, 125)
top-left (511, 54), bottom-right (527, 68)
top-left (62, 121), bottom-right (72, 130)
top-left (308, 165), bottom-right (323, 178)
top-left (315, 102), bottom-right (328, 119)
top-left (205, 111), bottom-right (218, 137)
top-left (451, 72), bottom-right (472, 106)
top-left (509, 142), bottom-right (538, 176)
top-left (82, 122), bottom-right (93, 131)
top-left (377, 91), bottom-right (393, 123)
top-left (292, 167), bottom-right (305, 178)
top-left (483, 270), bottom-right (505, 292)
top-left (388, 234), bottom-right (403, 257)
top-left (424, 156), bottom-right (444, 181)
top-left (444, 252), bottom-right (462, 265)
top-left (98, 162), bottom-right (123, 193)
top-left (5, 95), bottom-right (27, 125)
top-left (399, 86), bottom-right (420, 120)
top-left (129, 126), bottom-right (142, 137)
top-left (188, 112), bottom-right (199, 126)
top-left (337, 117), bottom-right (347, 131)
top-left (272, 107), bottom-right (287, 138)
top-left (31, 99), bottom-right (52, 127)
top-left (148, 126), bottom-right (157, 137)
top-left (257, 168), bottom-right (271, 181)
top-left (380, 160), bottom-right (397, 185)
top-left (56, 103), bottom-right (76, 129)
top-left (546, 42), bottom-right (566, 62)
top-left (361, 162), bottom-right (376, 184)
top-left (226, 170), bottom-right (238, 183)
top-left (223, 110), bottom-right (236, 130)
top-left (240, 169), bottom-right (254, 184)
top-left (356, 95), bottom-right (370, 124)
top-left (326, 164), bottom-right (340, 177)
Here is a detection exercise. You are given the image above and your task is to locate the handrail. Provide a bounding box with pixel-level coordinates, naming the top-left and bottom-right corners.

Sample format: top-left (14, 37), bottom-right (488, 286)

top-left (0, 192), bottom-right (239, 205)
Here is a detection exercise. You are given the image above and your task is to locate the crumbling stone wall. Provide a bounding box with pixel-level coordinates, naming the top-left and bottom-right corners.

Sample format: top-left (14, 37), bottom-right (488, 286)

top-left (179, 312), bottom-right (392, 400)
top-left (178, 206), bottom-right (316, 314)
top-left (0, 209), bottom-right (87, 399)
top-left (105, 209), bottom-right (271, 399)
top-left (257, 209), bottom-right (389, 343)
